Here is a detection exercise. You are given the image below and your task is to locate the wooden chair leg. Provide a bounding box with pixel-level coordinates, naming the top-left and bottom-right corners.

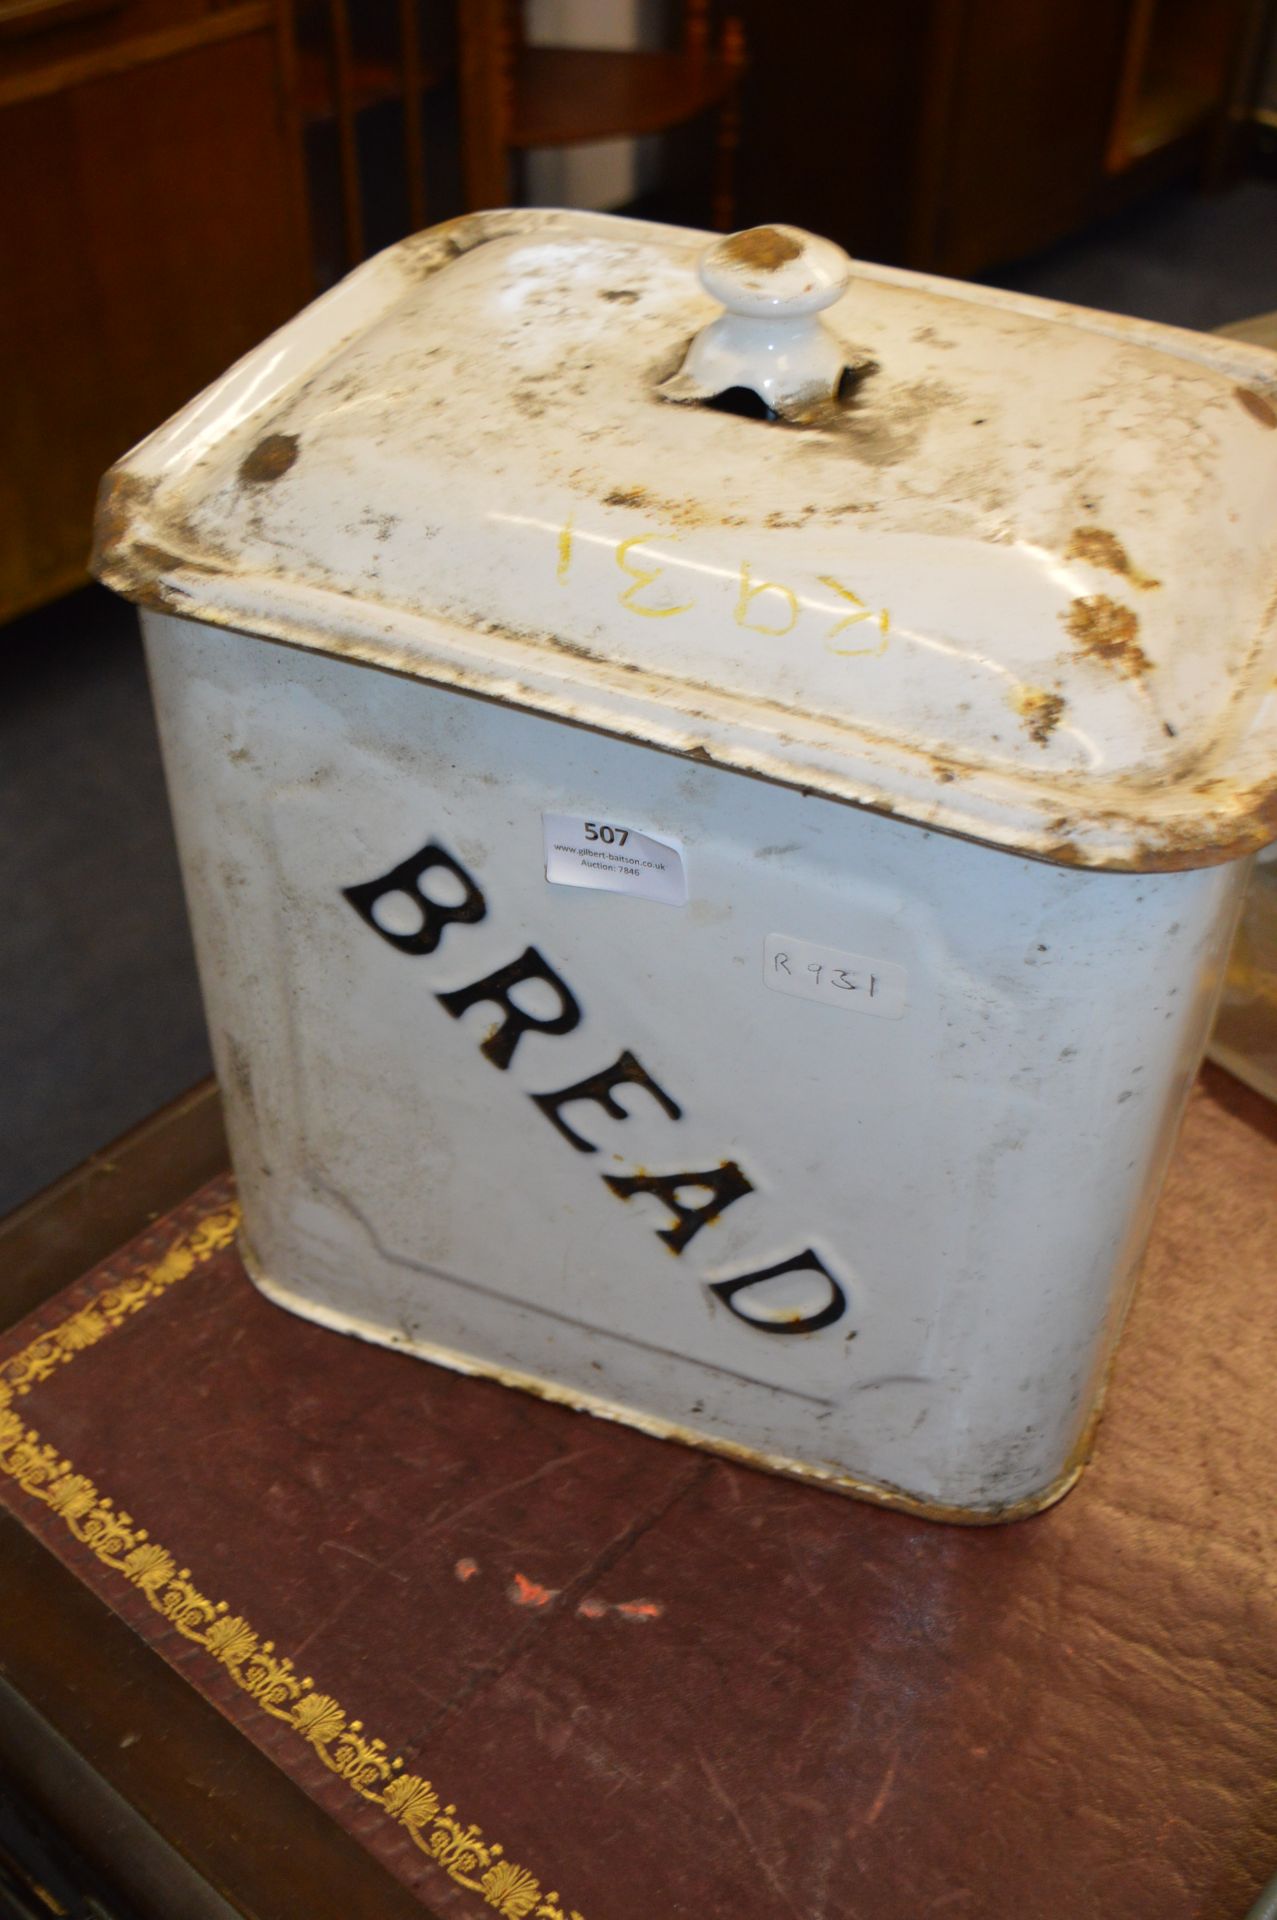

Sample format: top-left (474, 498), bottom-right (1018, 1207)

top-left (684, 0), bottom-right (711, 57)
top-left (400, 0), bottom-right (428, 232)
top-left (712, 14), bottom-right (746, 233)
top-left (459, 0), bottom-right (514, 212)
top-left (329, 0), bottom-right (364, 265)
top-left (273, 0), bottom-right (317, 294)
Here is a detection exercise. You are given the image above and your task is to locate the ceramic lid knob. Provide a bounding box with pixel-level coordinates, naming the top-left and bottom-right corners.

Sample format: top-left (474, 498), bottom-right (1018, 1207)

top-left (678, 225), bottom-right (853, 418)
top-left (698, 225), bottom-right (853, 319)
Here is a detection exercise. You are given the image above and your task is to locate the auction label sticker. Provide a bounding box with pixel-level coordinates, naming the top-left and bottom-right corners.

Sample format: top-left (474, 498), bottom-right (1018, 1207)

top-left (543, 813), bottom-right (687, 907)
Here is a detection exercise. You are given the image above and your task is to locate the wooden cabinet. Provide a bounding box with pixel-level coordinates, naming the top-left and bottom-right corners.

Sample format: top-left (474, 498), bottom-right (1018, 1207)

top-left (734, 0), bottom-right (1259, 279)
top-left (0, 2), bottom-right (310, 622)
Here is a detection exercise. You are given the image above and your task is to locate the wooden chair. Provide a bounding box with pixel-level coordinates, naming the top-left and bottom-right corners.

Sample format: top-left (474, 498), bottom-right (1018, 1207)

top-left (281, 0), bottom-right (453, 272)
top-left (458, 0), bottom-right (746, 230)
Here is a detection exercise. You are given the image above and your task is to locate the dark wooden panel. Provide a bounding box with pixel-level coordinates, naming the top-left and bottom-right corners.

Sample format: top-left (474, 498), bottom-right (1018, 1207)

top-left (733, 0), bottom-right (935, 265)
top-left (0, 1078), bottom-right (227, 1333)
top-left (0, 1520), bottom-right (439, 1920)
top-left (932, 0), bottom-right (1133, 274)
top-left (732, 0), bottom-right (1246, 279)
top-left (0, 1674), bottom-right (242, 1920)
top-left (0, 22), bottom-right (310, 621)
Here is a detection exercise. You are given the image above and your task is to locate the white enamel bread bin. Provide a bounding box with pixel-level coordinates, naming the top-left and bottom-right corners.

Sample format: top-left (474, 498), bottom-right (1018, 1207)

top-left (95, 212), bottom-right (1277, 1522)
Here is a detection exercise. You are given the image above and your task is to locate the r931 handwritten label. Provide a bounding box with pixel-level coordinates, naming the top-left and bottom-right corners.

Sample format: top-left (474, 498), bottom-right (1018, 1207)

top-left (544, 813), bottom-right (687, 907)
top-left (764, 933), bottom-right (907, 1019)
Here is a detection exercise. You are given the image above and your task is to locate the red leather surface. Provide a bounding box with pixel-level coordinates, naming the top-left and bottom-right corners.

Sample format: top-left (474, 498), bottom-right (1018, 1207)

top-left (2, 1067), bottom-right (1275, 1919)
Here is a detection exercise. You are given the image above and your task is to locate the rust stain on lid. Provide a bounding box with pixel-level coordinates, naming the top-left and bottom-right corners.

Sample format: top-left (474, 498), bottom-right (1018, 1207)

top-left (1235, 386), bottom-right (1277, 429)
top-left (1011, 685), bottom-right (1067, 745)
top-left (239, 433), bottom-right (300, 487)
top-left (1066, 526), bottom-right (1161, 591)
top-left (1061, 594), bottom-right (1152, 680)
top-left (720, 226), bottom-right (802, 272)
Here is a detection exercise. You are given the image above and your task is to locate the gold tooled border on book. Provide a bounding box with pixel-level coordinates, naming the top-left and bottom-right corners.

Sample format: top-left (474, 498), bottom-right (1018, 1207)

top-left (0, 1201), bottom-right (585, 1920)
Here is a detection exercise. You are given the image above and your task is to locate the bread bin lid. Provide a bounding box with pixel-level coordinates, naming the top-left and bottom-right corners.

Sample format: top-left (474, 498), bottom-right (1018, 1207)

top-left (94, 208), bottom-right (1277, 872)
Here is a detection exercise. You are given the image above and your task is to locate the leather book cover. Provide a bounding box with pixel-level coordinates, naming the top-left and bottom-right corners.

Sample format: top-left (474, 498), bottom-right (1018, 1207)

top-left (1, 1071), bottom-right (1276, 1919)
